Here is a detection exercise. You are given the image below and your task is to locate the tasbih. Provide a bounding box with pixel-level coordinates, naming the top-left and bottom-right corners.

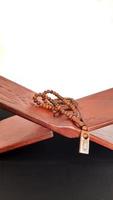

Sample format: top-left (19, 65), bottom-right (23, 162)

top-left (33, 90), bottom-right (90, 154)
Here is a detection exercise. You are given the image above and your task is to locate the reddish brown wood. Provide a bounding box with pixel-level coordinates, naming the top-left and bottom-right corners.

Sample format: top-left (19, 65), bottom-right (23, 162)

top-left (0, 116), bottom-right (53, 153)
top-left (0, 76), bottom-right (81, 138)
top-left (0, 76), bottom-right (113, 150)
top-left (77, 88), bottom-right (113, 131)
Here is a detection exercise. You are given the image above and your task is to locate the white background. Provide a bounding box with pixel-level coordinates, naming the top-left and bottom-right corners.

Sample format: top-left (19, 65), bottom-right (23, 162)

top-left (0, 0), bottom-right (113, 99)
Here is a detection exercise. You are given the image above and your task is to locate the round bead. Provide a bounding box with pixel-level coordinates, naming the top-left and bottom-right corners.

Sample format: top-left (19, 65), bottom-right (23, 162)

top-left (83, 132), bottom-right (89, 139)
top-left (82, 126), bottom-right (88, 131)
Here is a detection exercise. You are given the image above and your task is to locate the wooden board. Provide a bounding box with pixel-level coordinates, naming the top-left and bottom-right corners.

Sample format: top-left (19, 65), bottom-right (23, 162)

top-left (0, 76), bottom-right (113, 150)
top-left (78, 88), bottom-right (113, 131)
top-left (0, 116), bottom-right (53, 153)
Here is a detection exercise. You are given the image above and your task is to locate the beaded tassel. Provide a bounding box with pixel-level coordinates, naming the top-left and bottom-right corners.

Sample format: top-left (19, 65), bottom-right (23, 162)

top-left (33, 90), bottom-right (89, 154)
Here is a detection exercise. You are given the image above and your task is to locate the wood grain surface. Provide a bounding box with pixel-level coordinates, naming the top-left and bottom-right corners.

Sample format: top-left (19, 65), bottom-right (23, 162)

top-left (0, 116), bottom-right (53, 153)
top-left (78, 88), bottom-right (113, 131)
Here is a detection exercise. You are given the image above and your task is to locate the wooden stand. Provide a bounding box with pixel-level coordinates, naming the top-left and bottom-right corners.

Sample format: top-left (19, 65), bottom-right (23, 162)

top-left (1, 75), bottom-right (113, 153)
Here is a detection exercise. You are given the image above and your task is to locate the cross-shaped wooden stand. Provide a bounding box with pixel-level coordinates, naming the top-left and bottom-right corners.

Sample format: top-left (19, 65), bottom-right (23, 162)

top-left (0, 76), bottom-right (113, 154)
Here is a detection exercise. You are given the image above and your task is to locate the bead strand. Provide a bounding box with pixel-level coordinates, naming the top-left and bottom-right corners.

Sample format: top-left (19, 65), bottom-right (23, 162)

top-left (33, 90), bottom-right (87, 130)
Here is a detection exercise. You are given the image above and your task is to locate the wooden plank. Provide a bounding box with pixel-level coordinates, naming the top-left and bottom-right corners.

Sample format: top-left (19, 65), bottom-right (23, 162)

top-left (0, 116), bottom-right (53, 153)
top-left (77, 88), bottom-right (113, 131)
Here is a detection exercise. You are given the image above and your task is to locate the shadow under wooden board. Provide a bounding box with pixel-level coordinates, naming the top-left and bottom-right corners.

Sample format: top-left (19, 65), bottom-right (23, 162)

top-left (0, 75), bottom-right (113, 151)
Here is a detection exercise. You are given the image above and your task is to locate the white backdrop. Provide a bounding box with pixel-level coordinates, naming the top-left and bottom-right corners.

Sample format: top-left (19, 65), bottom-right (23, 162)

top-left (0, 0), bottom-right (113, 99)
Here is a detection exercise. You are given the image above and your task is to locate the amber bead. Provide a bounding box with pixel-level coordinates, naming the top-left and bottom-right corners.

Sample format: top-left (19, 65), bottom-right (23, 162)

top-left (83, 132), bottom-right (89, 139)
